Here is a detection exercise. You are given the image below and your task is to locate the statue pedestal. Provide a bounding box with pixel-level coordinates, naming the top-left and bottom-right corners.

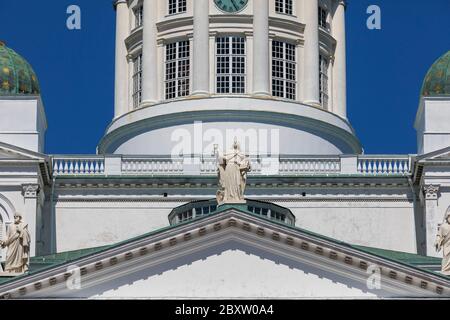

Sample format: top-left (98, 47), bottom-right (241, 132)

top-left (219, 200), bottom-right (247, 206)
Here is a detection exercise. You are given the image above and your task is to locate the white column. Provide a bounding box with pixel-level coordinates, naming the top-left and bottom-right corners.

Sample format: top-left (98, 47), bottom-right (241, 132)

top-left (302, 0), bottom-right (320, 106)
top-left (142, 0), bottom-right (158, 105)
top-left (332, 0), bottom-right (347, 118)
top-left (114, 0), bottom-right (130, 118)
top-left (157, 40), bottom-right (165, 101)
top-left (192, 0), bottom-right (210, 96)
top-left (253, 0), bottom-right (270, 96)
top-left (22, 184), bottom-right (40, 257)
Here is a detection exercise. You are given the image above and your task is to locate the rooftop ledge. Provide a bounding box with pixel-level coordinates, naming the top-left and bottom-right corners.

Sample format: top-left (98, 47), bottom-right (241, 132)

top-left (104, 96), bottom-right (356, 137)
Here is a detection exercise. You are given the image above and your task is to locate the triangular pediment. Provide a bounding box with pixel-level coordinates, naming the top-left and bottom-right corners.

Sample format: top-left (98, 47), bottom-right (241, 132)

top-left (0, 142), bottom-right (47, 161)
top-left (0, 207), bottom-right (448, 299)
top-left (417, 146), bottom-right (450, 162)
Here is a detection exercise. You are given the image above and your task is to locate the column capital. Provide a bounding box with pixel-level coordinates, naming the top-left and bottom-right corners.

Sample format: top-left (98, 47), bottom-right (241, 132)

top-left (113, 0), bottom-right (128, 9)
top-left (423, 184), bottom-right (440, 200)
top-left (22, 184), bottom-right (40, 198)
top-left (338, 0), bottom-right (347, 8)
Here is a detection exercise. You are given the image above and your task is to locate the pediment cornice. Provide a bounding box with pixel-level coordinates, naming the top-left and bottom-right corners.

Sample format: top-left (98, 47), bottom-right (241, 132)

top-left (0, 207), bottom-right (448, 299)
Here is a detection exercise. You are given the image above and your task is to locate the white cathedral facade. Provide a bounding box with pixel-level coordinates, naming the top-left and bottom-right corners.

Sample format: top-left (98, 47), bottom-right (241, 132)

top-left (0, 0), bottom-right (449, 299)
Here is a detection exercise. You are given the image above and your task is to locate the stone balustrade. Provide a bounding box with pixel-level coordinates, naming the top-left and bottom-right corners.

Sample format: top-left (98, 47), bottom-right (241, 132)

top-left (357, 156), bottom-right (411, 175)
top-left (51, 155), bottom-right (413, 177)
top-left (53, 156), bottom-right (105, 175)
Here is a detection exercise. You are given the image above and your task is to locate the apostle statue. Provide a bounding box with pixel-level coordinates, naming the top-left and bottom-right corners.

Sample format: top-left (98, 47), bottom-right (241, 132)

top-left (0, 212), bottom-right (31, 274)
top-left (435, 208), bottom-right (450, 276)
top-left (216, 139), bottom-right (251, 205)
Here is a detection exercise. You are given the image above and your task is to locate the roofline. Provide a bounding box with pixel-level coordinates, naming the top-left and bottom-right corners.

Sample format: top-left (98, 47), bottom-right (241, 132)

top-left (0, 206), bottom-right (448, 297)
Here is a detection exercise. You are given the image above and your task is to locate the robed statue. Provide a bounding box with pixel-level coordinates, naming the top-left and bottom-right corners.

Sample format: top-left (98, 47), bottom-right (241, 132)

top-left (0, 212), bottom-right (31, 274)
top-left (216, 139), bottom-right (251, 205)
top-left (435, 208), bottom-right (450, 276)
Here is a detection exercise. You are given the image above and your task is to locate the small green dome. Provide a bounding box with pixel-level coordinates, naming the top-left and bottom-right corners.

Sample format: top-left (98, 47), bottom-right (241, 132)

top-left (0, 41), bottom-right (40, 96)
top-left (421, 51), bottom-right (450, 97)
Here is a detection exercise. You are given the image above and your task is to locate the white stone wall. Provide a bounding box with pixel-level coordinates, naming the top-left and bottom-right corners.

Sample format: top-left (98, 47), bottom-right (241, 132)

top-left (415, 97), bottom-right (450, 154)
top-left (0, 98), bottom-right (47, 153)
top-left (53, 195), bottom-right (418, 254)
top-left (286, 201), bottom-right (417, 253)
top-left (54, 201), bottom-right (172, 252)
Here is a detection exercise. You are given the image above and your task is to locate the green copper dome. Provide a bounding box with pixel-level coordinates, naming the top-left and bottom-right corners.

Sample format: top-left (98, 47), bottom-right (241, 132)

top-left (0, 41), bottom-right (40, 96)
top-left (421, 51), bottom-right (450, 97)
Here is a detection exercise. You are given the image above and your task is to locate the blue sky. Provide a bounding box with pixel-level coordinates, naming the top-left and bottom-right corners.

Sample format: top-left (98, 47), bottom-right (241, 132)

top-left (0, 0), bottom-right (449, 155)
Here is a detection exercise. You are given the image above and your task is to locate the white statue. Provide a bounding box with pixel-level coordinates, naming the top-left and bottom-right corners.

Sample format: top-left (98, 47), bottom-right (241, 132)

top-left (216, 139), bottom-right (251, 205)
top-left (0, 213), bottom-right (31, 274)
top-left (435, 209), bottom-right (450, 276)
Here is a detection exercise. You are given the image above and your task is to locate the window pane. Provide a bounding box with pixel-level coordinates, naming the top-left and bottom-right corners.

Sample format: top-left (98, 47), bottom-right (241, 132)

top-left (272, 41), bottom-right (296, 100)
top-left (216, 36), bottom-right (246, 94)
top-left (133, 54), bottom-right (143, 109)
top-left (166, 40), bottom-right (190, 100)
top-left (169, 0), bottom-right (187, 15)
top-left (319, 55), bottom-right (329, 108)
top-left (134, 6), bottom-right (143, 28)
top-left (319, 7), bottom-right (328, 29)
top-left (275, 0), bottom-right (293, 15)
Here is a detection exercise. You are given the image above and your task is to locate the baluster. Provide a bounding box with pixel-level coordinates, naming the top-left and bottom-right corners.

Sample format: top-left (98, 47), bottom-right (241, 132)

top-left (94, 161), bottom-right (99, 174)
top-left (325, 161), bottom-right (330, 173)
top-left (63, 161), bottom-right (69, 174)
top-left (387, 160), bottom-right (392, 174)
top-left (374, 160), bottom-right (379, 174)
top-left (157, 161), bottom-right (162, 173)
top-left (299, 160), bottom-right (304, 174)
top-left (143, 161), bottom-right (148, 173)
top-left (100, 161), bottom-right (105, 173)
top-left (74, 161), bottom-right (79, 174)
